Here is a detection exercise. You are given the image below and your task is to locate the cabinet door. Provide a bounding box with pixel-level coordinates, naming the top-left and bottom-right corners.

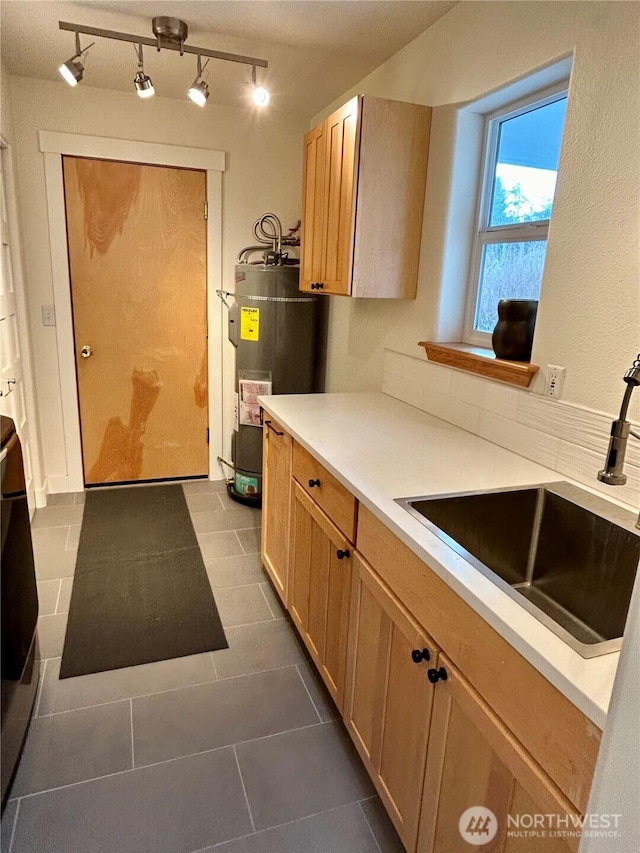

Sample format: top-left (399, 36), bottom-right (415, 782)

top-left (300, 123), bottom-right (325, 292)
top-left (261, 418), bottom-right (292, 603)
top-left (345, 553), bottom-right (437, 851)
top-left (320, 97), bottom-right (359, 295)
top-left (418, 655), bottom-right (580, 853)
top-left (289, 482), bottom-right (353, 710)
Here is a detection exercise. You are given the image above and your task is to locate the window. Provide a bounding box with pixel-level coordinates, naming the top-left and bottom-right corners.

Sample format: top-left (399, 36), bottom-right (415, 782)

top-left (464, 86), bottom-right (568, 346)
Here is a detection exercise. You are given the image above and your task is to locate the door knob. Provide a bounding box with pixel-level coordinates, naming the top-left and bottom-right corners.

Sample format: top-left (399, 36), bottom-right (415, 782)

top-left (81, 345), bottom-right (92, 359)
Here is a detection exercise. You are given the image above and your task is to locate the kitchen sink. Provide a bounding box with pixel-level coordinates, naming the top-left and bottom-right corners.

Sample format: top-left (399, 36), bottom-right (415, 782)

top-left (396, 482), bottom-right (640, 657)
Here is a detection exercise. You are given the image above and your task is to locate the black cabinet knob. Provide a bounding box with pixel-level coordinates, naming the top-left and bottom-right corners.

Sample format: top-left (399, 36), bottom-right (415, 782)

top-left (310, 282), bottom-right (325, 290)
top-left (317, 282), bottom-right (324, 290)
top-left (411, 648), bottom-right (431, 663)
top-left (427, 667), bottom-right (448, 684)
top-left (336, 549), bottom-right (350, 560)
top-left (308, 478), bottom-right (321, 488)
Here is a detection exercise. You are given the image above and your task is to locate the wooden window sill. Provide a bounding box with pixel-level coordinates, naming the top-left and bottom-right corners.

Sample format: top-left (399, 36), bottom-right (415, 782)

top-left (418, 342), bottom-right (539, 388)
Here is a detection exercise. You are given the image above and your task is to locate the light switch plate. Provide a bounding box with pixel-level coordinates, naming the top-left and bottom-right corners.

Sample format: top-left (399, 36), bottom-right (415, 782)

top-left (41, 304), bottom-right (56, 326)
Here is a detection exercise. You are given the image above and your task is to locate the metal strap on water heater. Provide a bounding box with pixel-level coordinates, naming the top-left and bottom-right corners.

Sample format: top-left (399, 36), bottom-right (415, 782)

top-left (217, 289), bottom-right (316, 304)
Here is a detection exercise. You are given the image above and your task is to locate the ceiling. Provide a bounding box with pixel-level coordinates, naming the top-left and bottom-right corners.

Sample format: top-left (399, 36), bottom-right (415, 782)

top-left (0, 0), bottom-right (457, 117)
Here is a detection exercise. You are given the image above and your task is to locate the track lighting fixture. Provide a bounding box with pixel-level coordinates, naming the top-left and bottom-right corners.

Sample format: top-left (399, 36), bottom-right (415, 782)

top-left (187, 56), bottom-right (209, 107)
top-left (57, 18), bottom-right (269, 108)
top-left (134, 44), bottom-right (155, 98)
top-left (58, 31), bottom-right (94, 87)
top-left (251, 66), bottom-right (270, 107)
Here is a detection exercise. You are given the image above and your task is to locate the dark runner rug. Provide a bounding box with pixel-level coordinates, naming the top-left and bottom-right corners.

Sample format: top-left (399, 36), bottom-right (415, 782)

top-left (60, 484), bottom-right (227, 678)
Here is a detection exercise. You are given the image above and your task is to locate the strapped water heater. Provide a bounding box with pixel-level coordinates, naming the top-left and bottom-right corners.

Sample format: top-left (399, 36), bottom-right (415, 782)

top-left (218, 214), bottom-right (319, 505)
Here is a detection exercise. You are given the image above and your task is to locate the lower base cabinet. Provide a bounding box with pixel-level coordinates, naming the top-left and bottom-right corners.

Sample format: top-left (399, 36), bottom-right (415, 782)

top-left (262, 429), bottom-right (598, 853)
top-left (418, 655), bottom-right (580, 853)
top-left (345, 553), bottom-right (438, 851)
top-left (261, 417), bottom-right (292, 602)
top-left (289, 482), bottom-right (353, 711)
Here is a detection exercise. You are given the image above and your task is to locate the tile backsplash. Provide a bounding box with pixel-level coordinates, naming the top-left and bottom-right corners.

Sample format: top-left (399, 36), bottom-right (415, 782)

top-left (382, 349), bottom-right (640, 510)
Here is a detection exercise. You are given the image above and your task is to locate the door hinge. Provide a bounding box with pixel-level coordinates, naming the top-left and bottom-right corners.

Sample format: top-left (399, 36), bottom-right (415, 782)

top-left (206, 428), bottom-right (210, 444)
top-left (204, 201), bottom-right (208, 220)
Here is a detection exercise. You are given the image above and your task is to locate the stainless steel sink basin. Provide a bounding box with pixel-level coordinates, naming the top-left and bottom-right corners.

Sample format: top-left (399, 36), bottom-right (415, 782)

top-left (396, 482), bottom-right (640, 657)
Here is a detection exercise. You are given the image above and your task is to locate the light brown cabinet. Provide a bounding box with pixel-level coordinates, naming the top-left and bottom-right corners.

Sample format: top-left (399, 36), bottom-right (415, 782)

top-left (418, 655), bottom-right (579, 853)
top-left (356, 505), bottom-right (601, 817)
top-left (260, 417), bottom-right (292, 604)
top-left (260, 427), bottom-right (600, 852)
top-left (345, 552), bottom-right (438, 851)
top-left (289, 481), bottom-right (353, 711)
top-left (300, 95), bottom-right (432, 299)
top-left (292, 441), bottom-right (357, 541)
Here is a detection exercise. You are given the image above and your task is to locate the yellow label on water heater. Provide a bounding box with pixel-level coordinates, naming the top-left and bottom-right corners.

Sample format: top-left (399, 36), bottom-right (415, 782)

top-left (240, 307), bottom-right (259, 341)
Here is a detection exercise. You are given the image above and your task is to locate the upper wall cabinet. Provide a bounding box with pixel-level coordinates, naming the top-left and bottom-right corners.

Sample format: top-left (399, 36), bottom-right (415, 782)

top-left (300, 95), bottom-right (432, 299)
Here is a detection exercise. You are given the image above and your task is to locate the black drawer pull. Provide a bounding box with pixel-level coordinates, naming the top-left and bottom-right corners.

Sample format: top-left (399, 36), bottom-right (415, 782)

top-left (264, 420), bottom-right (284, 436)
top-left (411, 648), bottom-right (430, 664)
top-left (308, 478), bottom-right (321, 488)
top-left (427, 667), bottom-right (448, 684)
top-left (336, 549), bottom-right (350, 560)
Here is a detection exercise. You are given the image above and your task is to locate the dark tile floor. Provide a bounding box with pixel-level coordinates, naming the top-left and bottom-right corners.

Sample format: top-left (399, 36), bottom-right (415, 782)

top-left (1, 480), bottom-right (404, 852)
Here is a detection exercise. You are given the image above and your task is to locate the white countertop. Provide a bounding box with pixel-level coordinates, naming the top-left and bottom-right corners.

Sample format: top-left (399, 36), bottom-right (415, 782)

top-left (259, 390), bottom-right (624, 729)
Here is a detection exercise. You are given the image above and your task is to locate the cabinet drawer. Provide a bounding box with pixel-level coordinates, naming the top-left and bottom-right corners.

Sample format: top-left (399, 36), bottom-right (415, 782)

top-left (292, 442), bottom-right (357, 541)
top-left (356, 505), bottom-right (602, 814)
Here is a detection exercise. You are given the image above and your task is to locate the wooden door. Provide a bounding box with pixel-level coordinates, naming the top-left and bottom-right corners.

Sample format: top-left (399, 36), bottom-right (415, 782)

top-left (63, 157), bottom-right (208, 485)
top-left (418, 655), bottom-right (580, 853)
top-left (320, 97), bottom-right (359, 295)
top-left (300, 124), bottom-right (325, 292)
top-left (0, 146), bottom-right (35, 504)
top-left (345, 553), bottom-right (437, 850)
top-left (261, 417), bottom-right (292, 603)
top-left (289, 482), bottom-right (353, 711)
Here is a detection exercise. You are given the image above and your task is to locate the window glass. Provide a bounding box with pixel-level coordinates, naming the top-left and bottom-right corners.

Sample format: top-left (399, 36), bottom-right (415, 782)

top-left (475, 240), bottom-right (548, 333)
top-left (466, 88), bottom-right (568, 344)
top-left (488, 97), bottom-right (567, 227)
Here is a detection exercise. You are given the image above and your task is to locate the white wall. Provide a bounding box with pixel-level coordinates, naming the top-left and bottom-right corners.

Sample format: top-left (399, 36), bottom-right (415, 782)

top-left (314, 1), bottom-right (640, 423)
top-left (7, 76), bottom-right (307, 489)
top-left (0, 66), bottom-right (44, 504)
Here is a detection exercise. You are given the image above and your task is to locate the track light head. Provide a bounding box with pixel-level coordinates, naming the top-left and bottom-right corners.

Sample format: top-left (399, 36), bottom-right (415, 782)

top-left (250, 66), bottom-right (270, 107)
top-left (252, 86), bottom-right (270, 107)
top-left (59, 56), bottom-right (84, 86)
top-left (134, 44), bottom-right (154, 98)
top-left (134, 70), bottom-right (155, 98)
top-left (188, 79), bottom-right (209, 107)
top-left (188, 55), bottom-right (209, 106)
top-left (59, 34), bottom-right (94, 88)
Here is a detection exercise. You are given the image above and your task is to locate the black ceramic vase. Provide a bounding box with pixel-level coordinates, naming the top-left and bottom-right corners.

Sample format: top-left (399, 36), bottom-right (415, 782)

top-left (491, 299), bottom-right (538, 361)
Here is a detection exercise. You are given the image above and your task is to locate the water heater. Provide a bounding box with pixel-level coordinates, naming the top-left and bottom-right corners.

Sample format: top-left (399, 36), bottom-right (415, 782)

top-left (226, 262), bottom-right (318, 504)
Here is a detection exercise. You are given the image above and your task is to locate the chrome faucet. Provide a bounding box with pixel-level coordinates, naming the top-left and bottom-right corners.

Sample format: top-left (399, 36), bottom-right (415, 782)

top-left (598, 353), bottom-right (640, 528)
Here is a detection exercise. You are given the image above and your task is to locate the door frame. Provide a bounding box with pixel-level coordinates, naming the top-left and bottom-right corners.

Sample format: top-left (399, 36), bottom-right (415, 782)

top-left (39, 130), bottom-right (225, 492)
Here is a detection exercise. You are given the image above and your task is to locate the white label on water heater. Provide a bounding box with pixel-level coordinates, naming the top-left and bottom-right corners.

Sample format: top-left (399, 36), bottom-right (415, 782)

top-left (239, 379), bottom-right (272, 427)
top-left (234, 392), bottom-right (239, 431)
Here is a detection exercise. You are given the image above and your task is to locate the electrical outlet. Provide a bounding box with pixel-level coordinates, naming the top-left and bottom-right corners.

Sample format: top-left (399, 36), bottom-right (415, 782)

top-left (545, 365), bottom-right (566, 398)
